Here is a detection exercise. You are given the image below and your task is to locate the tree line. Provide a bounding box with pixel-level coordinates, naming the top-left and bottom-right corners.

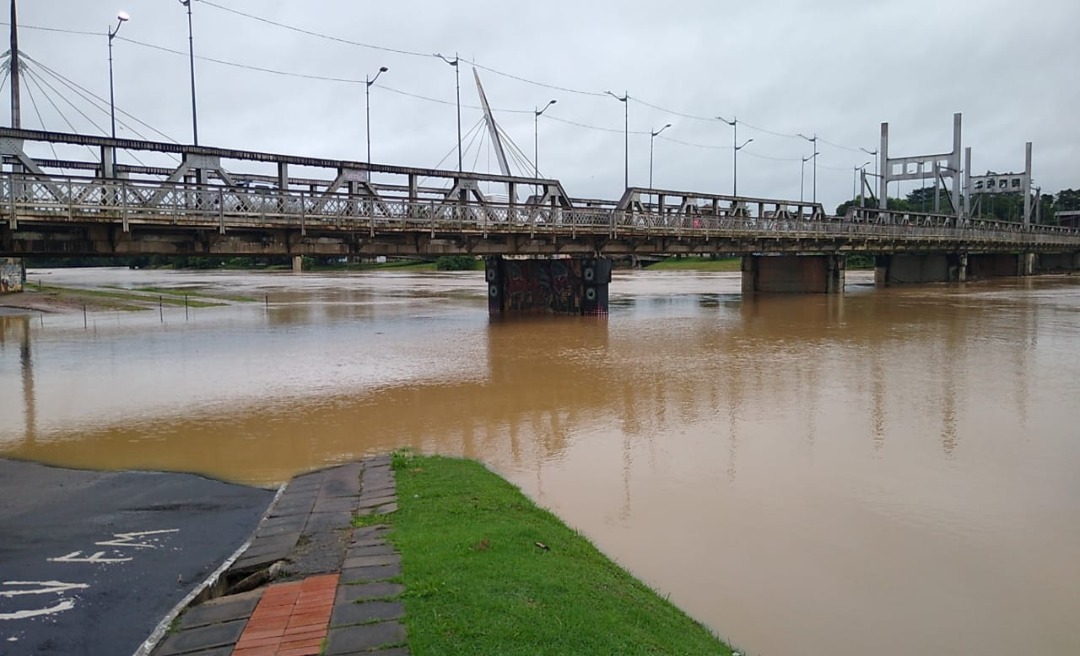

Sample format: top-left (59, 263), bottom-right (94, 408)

top-left (836, 187), bottom-right (1080, 223)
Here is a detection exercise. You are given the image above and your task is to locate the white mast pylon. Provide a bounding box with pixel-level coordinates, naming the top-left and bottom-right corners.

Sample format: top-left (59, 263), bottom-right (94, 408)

top-left (472, 68), bottom-right (514, 202)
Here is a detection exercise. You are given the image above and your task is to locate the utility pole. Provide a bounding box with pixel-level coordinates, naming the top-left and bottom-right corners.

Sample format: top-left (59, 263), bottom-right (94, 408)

top-left (10, 0), bottom-right (20, 129)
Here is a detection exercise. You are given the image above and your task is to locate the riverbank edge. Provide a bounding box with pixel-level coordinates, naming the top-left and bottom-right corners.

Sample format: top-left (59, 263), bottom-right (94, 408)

top-left (154, 453), bottom-right (737, 655)
top-left (387, 451), bottom-right (736, 655)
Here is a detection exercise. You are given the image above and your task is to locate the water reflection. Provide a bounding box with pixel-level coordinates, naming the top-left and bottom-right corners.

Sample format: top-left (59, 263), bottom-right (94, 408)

top-left (2, 270), bottom-right (1079, 656)
top-left (0, 275), bottom-right (1052, 485)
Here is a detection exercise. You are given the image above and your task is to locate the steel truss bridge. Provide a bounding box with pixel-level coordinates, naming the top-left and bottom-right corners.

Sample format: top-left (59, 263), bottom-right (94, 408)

top-left (3, 128), bottom-right (1080, 259)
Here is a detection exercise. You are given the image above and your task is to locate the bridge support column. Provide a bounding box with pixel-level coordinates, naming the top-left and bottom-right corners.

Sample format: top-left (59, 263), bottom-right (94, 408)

top-left (1, 258), bottom-right (26, 293)
top-left (952, 254), bottom-right (968, 282)
top-left (874, 254), bottom-right (952, 286)
top-left (485, 256), bottom-right (612, 315)
top-left (968, 254), bottom-right (1027, 279)
top-left (292, 255), bottom-right (304, 273)
top-left (740, 254), bottom-right (844, 294)
top-left (1020, 252), bottom-right (1035, 276)
top-left (1034, 252), bottom-right (1080, 273)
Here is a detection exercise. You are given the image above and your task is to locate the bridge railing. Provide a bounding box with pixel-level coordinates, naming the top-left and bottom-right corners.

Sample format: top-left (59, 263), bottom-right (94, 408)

top-left (5, 174), bottom-right (1080, 248)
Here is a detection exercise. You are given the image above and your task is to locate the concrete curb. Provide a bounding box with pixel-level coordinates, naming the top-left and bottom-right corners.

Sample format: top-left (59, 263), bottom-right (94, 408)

top-left (150, 456), bottom-right (407, 656)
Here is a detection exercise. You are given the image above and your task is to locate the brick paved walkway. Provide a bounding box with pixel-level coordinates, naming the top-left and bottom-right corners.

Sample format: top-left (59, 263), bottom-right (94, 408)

top-left (151, 457), bottom-right (406, 656)
top-left (233, 574), bottom-right (339, 656)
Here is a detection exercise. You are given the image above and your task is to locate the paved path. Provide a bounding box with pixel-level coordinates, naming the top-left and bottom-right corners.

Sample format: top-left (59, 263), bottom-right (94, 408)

top-left (153, 456), bottom-right (406, 656)
top-left (0, 459), bottom-right (274, 656)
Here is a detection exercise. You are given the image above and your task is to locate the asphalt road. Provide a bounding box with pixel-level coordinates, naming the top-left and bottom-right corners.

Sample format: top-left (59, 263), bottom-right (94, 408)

top-left (0, 459), bottom-right (275, 656)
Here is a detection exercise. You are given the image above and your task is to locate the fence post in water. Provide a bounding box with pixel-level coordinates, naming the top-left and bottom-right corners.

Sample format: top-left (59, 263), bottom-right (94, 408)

top-left (159, 296), bottom-right (164, 323)
top-left (83, 304), bottom-right (87, 329)
top-left (265, 294), bottom-right (269, 311)
top-left (185, 294), bottom-right (189, 320)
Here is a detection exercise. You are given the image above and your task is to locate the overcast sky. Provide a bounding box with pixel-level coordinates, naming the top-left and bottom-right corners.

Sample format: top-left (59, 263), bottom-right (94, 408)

top-left (7, 0), bottom-right (1080, 210)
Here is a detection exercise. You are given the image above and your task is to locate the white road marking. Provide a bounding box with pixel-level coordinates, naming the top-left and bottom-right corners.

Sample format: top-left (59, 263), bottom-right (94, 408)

top-left (95, 529), bottom-right (179, 549)
top-left (0, 581), bottom-right (90, 598)
top-left (0, 598), bottom-right (76, 620)
top-left (48, 551), bottom-right (133, 564)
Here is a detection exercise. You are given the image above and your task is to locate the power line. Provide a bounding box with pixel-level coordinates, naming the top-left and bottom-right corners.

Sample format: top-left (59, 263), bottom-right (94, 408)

top-left (0, 22), bottom-right (99, 37)
top-left (24, 54), bottom-right (180, 146)
top-left (542, 113), bottom-right (650, 136)
top-left (195, 0), bottom-right (434, 59)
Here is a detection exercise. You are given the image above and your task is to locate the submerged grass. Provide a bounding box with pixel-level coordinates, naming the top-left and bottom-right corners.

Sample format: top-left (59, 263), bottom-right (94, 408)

top-left (382, 452), bottom-right (733, 655)
top-left (23, 282), bottom-right (238, 309)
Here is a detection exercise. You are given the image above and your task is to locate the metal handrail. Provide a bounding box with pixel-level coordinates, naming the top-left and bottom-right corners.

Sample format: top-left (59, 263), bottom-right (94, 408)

top-left (4, 173), bottom-right (1080, 249)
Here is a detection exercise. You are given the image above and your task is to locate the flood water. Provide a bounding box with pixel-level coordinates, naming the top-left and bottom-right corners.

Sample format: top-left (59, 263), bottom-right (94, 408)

top-left (2, 266), bottom-right (1079, 655)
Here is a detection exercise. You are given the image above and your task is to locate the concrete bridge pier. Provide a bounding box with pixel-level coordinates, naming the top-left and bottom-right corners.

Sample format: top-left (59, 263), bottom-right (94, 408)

top-left (740, 254), bottom-right (844, 294)
top-left (968, 253), bottom-right (1029, 279)
top-left (292, 255), bottom-right (304, 273)
top-left (874, 254), bottom-right (968, 286)
top-left (1035, 252), bottom-right (1080, 273)
top-left (1, 258), bottom-right (26, 293)
top-left (485, 256), bottom-right (612, 315)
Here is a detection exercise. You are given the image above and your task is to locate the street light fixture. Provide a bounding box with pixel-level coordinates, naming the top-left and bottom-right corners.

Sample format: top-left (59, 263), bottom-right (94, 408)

top-left (107, 10), bottom-right (129, 139)
top-left (853, 160), bottom-right (870, 201)
top-left (533, 99), bottom-right (556, 195)
top-left (860, 146), bottom-right (879, 180)
top-left (177, 0), bottom-right (198, 145)
top-left (800, 152), bottom-right (818, 203)
top-left (717, 115), bottom-right (739, 196)
top-left (604, 90), bottom-right (629, 189)
top-left (365, 65), bottom-right (388, 163)
top-left (734, 138), bottom-right (753, 197)
top-left (797, 133), bottom-right (819, 203)
top-left (435, 53), bottom-right (462, 172)
top-left (648, 123), bottom-right (671, 189)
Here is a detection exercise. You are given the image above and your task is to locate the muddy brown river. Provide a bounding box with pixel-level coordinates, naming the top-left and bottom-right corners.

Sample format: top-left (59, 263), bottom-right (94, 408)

top-left (2, 266), bottom-right (1078, 655)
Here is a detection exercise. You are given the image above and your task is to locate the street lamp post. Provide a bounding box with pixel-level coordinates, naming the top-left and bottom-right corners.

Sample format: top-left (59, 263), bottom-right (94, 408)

top-left (107, 10), bottom-right (129, 139)
top-left (533, 99), bottom-right (556, 194)
top-left (859, 146), bottom-right (876, 206)
top-left (648, 123), bottom-right (671, 189)
top-left (177, 0), bottom-right (197, 145)
top-left (800, 152), bottom-right (818, 203)
top-left (435, 53), bottom-right (462, 172)
top-left (365, 66), bottom-right (388, 163)
top-left (734, 137), bottom-right (753, 197)
top-left (717, 115), bottom-right (737, 196)
top-left (797, 133), bottom-right (818, 204)
top-left (605, 90), bottom-right (629, 189)
top-left (853, 160), bottom-right (870, 202)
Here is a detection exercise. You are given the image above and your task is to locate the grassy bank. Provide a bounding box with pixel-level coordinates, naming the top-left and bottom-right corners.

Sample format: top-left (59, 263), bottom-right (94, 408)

top-left (373, 452), bottom-right (733, 655)
top-left (647, 256), bottom-right (741, 272)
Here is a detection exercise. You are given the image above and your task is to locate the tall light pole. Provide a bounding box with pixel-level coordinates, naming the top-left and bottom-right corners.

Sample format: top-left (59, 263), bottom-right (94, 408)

top-left (177, 0), bottom-right (198, 145)
top-left (717, 115), bottom-right (738, 196)
top-left (860, 146), bottom-right (878, 180)
top-left (800, 152), bottom-right (818, 203)
top-left (605, 90), bottom-right (628, 189)
top-left (648, 123), bottom-right (671, 189)
top-left (533, 99), bottom-right (556, 194)
top-left (734, 138), bottom-right (753, 197)
top-left (435, 53), bottom-right (462, 172)
top-left (797, 133), bottom-right (818, 203)
top-left (859, 146), bottom-right (876, 206)
top-left (107, 10), bottom-right (129, 139)
top-left (365, 65), bottom-right (388, 163)
top-left (853, 160), bottom-right (870, 201)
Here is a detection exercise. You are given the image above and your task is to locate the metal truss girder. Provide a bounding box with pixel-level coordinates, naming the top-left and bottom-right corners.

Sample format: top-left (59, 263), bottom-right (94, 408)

top-left (0, 127), bottom-right (558, 190)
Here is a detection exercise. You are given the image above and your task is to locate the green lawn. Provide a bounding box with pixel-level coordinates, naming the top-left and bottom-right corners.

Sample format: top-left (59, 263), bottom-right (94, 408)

top-left (379, 452), bottom-right (733, 655)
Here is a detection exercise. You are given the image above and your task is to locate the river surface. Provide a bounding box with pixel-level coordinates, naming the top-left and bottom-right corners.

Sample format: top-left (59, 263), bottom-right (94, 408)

top-left (2, 266), bottom-right (1078, 655)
